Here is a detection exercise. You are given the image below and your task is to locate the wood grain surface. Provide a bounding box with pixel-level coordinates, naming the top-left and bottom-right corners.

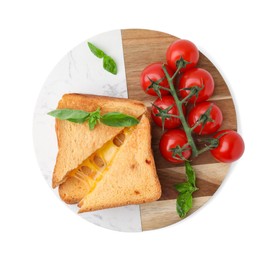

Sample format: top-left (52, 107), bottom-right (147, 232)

top-left (121, 29), bottom-right (237, 231)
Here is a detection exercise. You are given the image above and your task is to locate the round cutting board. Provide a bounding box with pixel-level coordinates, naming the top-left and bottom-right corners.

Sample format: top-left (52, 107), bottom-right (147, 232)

top-left (33, 29), bottom-right (237, 232)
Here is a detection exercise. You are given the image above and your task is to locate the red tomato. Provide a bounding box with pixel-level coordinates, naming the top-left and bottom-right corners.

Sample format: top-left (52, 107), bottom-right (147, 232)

top-left (210, 130), bottom-right (245, 163)
top-left (166, 39), bottom-right (199, 72)
top-left (178, 68), bottom-right (214, 103)
top-left (151, 96), bottom-right (186, 129)
top-left (188, 102), bottom-right (223, 135)
top-left (140, 62), bottom-right (174, 96)
top-left (159, 129), bottom-right (192, 163)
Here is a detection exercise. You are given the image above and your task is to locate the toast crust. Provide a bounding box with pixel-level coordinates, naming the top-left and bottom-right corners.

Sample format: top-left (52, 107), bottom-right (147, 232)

top-left (58, 93), bottom-right (146, 114)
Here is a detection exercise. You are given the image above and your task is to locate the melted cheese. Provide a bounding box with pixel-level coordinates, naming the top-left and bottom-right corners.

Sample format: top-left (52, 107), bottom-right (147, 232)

top-left (68, 128), bottom-right (132, 193)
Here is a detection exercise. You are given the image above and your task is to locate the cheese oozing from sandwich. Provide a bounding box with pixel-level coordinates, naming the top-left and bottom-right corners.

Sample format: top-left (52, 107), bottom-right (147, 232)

top-left (67, 128), bottom-right (133, 194)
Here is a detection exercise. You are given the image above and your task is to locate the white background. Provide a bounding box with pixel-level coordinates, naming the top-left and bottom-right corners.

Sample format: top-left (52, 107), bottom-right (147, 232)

top-left (1, 0), bottom-right (272, 259)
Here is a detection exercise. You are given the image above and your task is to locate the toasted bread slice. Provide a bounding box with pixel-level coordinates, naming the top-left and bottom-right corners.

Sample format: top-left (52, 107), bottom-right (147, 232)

top-left (52, 93), bottom-right (147, 188)
top-left (58, 131), bottom-right (128, 204)
top-left (77, 114), bottom-right (161, 213)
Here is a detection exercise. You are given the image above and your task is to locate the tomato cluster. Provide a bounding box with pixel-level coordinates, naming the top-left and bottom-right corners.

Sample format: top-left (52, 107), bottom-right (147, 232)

top-left (140, 39), bottom-right (244, 164)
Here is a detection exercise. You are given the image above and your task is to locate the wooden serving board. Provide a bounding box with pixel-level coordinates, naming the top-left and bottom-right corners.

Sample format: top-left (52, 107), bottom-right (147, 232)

top-left (121, 29), bottom-right (237, 231)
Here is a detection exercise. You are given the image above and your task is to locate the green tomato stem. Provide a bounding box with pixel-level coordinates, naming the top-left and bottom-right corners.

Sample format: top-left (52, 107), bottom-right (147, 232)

top-left (162, 65), bottom-right (199, 157)
top-left (167, 114), bottom-right (180, 119)
top-left (191, 120), bottom-right (201, 131)
top-left (197, 145), bottom-right (213, 155)
top-left (159, 86), bottom-right (172, 92)
top-left (171, 68), bottom-right (181, 81)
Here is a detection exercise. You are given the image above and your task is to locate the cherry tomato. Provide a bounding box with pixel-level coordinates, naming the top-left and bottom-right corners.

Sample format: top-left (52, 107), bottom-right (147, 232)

top-left (151, 96), bottom-right (186, 129)
top-left (159, 129), bottom-right (192, 163)
top-left (178, 68), bottom-right (214, 104)
top-left (166, 39), bottom-right (199, 72)
top-left (188, 102), bottom-right (223, 135)
top-left (140, 62), bottom-right (174, 96)
top-left (210, 130), bottom-right (245, 163)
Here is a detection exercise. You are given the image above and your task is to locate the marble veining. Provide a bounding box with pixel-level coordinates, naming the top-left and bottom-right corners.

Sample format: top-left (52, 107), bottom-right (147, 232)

top-left (33, 30), bottom-right (142, 232)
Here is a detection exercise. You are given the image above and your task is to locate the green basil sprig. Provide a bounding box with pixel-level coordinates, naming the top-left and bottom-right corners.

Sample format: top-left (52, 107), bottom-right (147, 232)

top-left (48, 108), bottom-right (139, 130)
top-left (101, 112), bottom-right (139, 127)
top-left (175, 161), bottom-right (198, 218)
top-left (47, 109), bottom-right (90, 123)
top-left (88, 108), bottom-right (101, 130)
top-left (87, 42), bottom-right (105, 58)
top-left (87, 42), bottom-right (118, 75)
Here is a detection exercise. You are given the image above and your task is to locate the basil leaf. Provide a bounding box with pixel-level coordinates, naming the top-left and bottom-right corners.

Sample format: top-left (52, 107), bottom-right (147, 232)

top-left (87, 42), bottom-right (105, 58)
top-left (88, 108), bottom-right (101, 130)
top-left (175, 182), bottom-right (195, 194)
top-left (185, 161), bottom-right (196, 187)
top-left (101, 112), bottom-right (139, 127)
top-left (175, 162), bottom-right (198, 218)
top-left (176, 192), bottom-right (193, 218)
top-left (103, 55), bottom-right (118, 75)
top-left (87, 42), bottom-right (117, 75)
top-left (88, 116), bottom-right (97, 130)
top-left (48, 109), bottom-right (90, 123)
